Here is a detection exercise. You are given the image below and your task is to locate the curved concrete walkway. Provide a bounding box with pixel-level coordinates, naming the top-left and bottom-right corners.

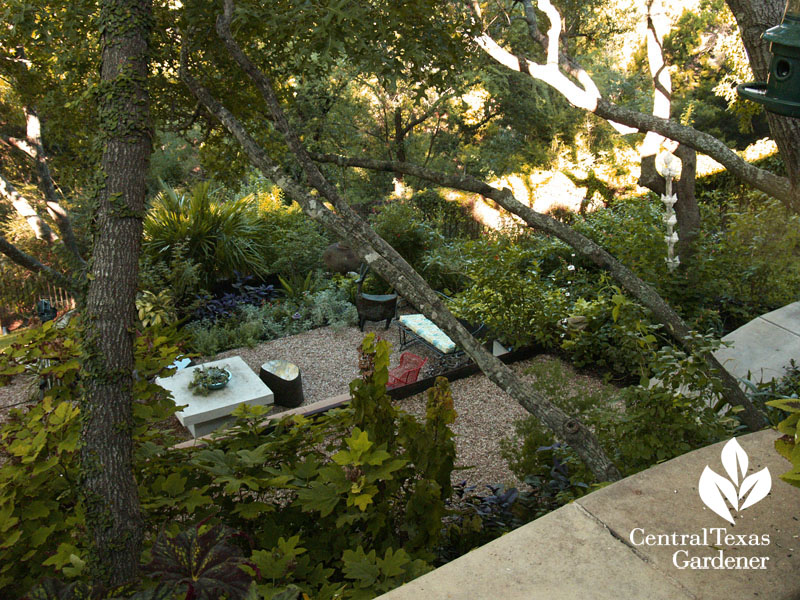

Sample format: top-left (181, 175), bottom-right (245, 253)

top-left (378, 303), bottom-right (800, 599)
top-left (714, 300), bottom-right (800, 385)
top-left (379, 430), bottom-right (799, 600)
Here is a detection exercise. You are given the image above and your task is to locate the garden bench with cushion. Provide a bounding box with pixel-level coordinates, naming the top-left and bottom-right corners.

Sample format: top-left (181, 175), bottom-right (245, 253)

top-left (397, 314), bottom-right (487, 368)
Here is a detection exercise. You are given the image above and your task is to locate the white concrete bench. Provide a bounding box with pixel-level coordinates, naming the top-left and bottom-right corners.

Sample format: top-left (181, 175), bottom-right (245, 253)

top-left (155, 355), bottom-right (273, 437)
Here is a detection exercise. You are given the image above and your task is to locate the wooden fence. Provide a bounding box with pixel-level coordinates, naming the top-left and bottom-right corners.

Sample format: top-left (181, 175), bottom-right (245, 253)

top-left (0, 266), bottom-right (75, 329)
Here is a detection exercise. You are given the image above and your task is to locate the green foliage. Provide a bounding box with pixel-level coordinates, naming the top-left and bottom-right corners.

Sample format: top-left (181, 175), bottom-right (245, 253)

top-left (561, 282), bottom-right (664, 380)
top-left (447, 234), bottom-right (571, 349)
top-left (254, 187), bottom-right (332, 279)
top-left (2, 328), bottom-right (462, 599)
top-left (752, 363), bottom-right (800, 489)
top-left (0, 320), bottom-right (182, 597)
top-left (144, 523), bottom-right (252, 600)
top-left (571, 193), bottom-right (800, 333)
top-left (147, 129), bottom-right (202, 195)
top-left (410, 189), bottom-right (482, 238)
top-left (277, 271), bottom-right (325, 302)
top-left (186, 277), bottom-right (357, 356)
top-left (664, 0), bottom-right (768, 147)
top-left (500, 359), bottom-right (617, 484)
top-left (339, 546), bottom-right (429, 600)
top-left (599, 334), bottom-right (736, 473)
top-left (138, 240), bottom-right (207, 317)
top-left (143, 181), bottom-right (271, 287)
top-left (766, 396), bottom-right (800, 489)
top-left (704, 199), bottom-right (800, 325)
top-left (140, 333), bottom-right (456, 599)
top-left (572, 196), bottom-right (667, 286)
top-left (136, 290), bottom-right (178, 329)
top-left (502, 340), bottom-right (736, 500)
top-left (188, 365), bottom-right (231, 396)
top-left (372, 201), bottom-right (442, 278)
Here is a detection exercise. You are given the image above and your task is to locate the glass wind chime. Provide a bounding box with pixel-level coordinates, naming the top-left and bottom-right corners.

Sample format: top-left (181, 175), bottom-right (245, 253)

top-left (656, 151), bottom-right (681, 272)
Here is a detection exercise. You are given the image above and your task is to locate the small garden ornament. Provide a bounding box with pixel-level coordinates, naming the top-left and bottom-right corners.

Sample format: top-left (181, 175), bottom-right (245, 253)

top-left (656, 150), bottom-right (682, 272)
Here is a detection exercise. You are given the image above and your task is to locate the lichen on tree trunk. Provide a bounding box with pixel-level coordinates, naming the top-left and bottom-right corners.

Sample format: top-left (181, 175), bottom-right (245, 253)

top-left (80, 0), bottom-right (151, 587)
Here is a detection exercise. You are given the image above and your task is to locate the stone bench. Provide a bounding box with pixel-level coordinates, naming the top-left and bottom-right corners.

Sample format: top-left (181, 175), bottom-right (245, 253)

top-left (155, 355), bottom-right (274, 437)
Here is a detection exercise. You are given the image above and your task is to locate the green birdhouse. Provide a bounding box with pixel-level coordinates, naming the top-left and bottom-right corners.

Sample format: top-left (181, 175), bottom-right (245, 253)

top-left (738, 0), bottom-right (800, 118)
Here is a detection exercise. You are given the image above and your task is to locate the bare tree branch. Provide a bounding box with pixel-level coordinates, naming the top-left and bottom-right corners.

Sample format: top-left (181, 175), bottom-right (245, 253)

top-left (176, 6), bottom-right (626, 482)
top-left (473, 27), bottom-right (797, 208)
top-left (0, 171), bottom-right (56, 242)
top-left (0, 233), bottom-right (75, 291)
top-left (641, 0), bottom-right (672, 156)
top-left (23, 107), bottom-right (86, 265)
top-left (399, 93), bottom-right (453, 138)
top-left (305, 149), bottom-right (768, 430)
top-left (5, 135), bottom-right (37, 158)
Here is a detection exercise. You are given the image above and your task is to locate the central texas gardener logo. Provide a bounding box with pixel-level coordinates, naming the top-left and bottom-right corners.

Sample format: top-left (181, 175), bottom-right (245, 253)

top-left (698, 438), bottom-right (772, 524)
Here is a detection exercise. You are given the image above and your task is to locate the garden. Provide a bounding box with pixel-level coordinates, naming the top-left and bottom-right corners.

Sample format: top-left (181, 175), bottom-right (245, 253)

top-left (2, 0), bottom-right (800, 598)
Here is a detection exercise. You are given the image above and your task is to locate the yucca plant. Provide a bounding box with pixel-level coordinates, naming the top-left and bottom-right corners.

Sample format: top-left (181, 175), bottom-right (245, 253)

top-left (143, 181), bottom-right (270, 287)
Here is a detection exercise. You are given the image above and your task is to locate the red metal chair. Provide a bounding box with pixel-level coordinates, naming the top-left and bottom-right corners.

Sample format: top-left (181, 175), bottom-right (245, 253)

top-left (387, 352), bottom-right (427, 389)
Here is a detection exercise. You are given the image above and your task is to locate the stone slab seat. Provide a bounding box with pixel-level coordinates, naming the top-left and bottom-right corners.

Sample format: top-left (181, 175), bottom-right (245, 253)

top-left (259, 359), bottom-right (304, 408)
top-left (155, 355), bottom-right (273, 437)
top-left (375, 430), bottom-right (800, 600)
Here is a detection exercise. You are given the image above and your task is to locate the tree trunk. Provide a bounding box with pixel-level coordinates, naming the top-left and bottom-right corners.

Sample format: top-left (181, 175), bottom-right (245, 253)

top-left (80, 0), bottom-right (151, 587)
top-left (636, 2), bottom-right (701, 264)
top-left (726, 0), bottom-right (800, 188)
top-left (672, 144), bottom-right (700, 259)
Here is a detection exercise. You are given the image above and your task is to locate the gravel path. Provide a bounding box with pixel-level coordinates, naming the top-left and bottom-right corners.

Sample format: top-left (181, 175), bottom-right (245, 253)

top-left (0, 321), bottom-right (614, 490)
top-left (204, 322), bottom-right (612, 489)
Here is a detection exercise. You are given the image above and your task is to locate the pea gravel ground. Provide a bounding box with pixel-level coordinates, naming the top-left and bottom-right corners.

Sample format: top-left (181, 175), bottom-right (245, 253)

top-left (206, 321), bottom-right (613, 489)
top-left (0, 322), bottom-right (613, 489)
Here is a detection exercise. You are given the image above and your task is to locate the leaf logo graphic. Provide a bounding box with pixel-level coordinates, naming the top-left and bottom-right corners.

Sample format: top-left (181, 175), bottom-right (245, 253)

top-left (698, 438), bottom-right (771, 524)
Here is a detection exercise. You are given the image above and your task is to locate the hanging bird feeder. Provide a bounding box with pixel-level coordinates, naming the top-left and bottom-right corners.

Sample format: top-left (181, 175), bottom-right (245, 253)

top-left (738, 0), bottom-right (800, 118)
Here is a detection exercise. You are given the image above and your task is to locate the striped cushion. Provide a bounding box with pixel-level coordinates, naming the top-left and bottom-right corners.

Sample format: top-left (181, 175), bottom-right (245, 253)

top-left (398, 314), bottom-right (457, 354)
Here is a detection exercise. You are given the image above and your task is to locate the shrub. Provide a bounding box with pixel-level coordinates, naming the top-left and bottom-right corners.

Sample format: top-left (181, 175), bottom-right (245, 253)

top-left (447, 235), bottom-right (571, 349)
top-left (705, 198), bottom-right (800, 327)
top-left (2, 333), bottom-right (462, 599)
top-left (138, 240), bottom-right (207, 317)
top-left (255, 187), bottom-right (331, 278)
top-left (372, 201), bottom-right (442, 277)
top-left (185, 277), bottom-right (357, 356)
top-left (136, 290), bottom-right (179, 329)
top-left (143, 181), bottom-right (271, 287)
top-left (500, 359), bottom-right (618, 482)
top-left (598, 335), bottom-right (736, 473)
top-left (561, 282), bottom-right (664, 380)
top-left (0, 320), bottom-right (182, 597)
top-left (570, 193), bottom-right (800, 332)
top-left (193, 275), bottom-right (276, 323)
top-left (410, 188), bottom-right (483, 239)
top-left (438, 482), bottom-right (527, 563)
top-left (501, 341), bottom-right (736, 504)
top-left (737, 363), bottom-right (800, 490)
top-left (767, 395), bottom-right (800, 489)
